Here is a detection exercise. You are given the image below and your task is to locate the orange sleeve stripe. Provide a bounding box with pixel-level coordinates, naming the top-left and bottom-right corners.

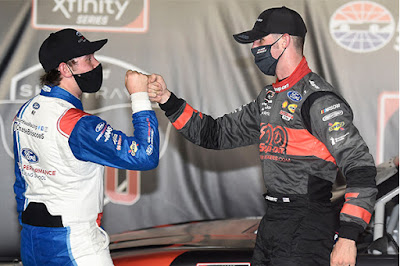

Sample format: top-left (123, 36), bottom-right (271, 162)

top-left (172, 104), bottom-right (194, 130)
top-left (341, 203), bottom-right (372, 224)
top-left (285, 128), bottom-right (336, 164)
top-left (57, 108), bottom-right (89, 137)
top-left (345, 193), bottom-right (360, 201)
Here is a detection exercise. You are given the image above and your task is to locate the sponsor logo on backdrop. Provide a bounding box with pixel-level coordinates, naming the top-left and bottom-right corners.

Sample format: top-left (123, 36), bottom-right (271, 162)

top-left (32, 0), bottom-right (149, 32)
top-left (3, 55), bottom-right (171, 206)
top-left (330, 1), bottom-right (395, 53)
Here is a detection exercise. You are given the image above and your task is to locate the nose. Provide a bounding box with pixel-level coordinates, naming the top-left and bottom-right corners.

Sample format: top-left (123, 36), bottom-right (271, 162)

top-left (92, 55), bottom-right (100, 68)
top-left (252, 41), bottom-right (259, 49)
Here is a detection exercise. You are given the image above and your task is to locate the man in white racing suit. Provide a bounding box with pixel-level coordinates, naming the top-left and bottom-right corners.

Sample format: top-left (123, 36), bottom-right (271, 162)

top-left (13, 28), bottom-right (160, 265)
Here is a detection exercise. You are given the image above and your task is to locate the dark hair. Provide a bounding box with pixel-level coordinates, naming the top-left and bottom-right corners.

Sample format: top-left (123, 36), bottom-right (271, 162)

top-left (39, 69), bottom-right (61, 87)
top-left (292, 36), bottom-right (305, 54)
top-left (271, 34), bottom-right (304, 54)
top-left (39, 59), bottom-right (77, 87)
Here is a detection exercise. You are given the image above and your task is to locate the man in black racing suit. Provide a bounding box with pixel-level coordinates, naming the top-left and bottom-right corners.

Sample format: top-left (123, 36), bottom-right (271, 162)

top-left (147, 6), bottom-right (377, 266)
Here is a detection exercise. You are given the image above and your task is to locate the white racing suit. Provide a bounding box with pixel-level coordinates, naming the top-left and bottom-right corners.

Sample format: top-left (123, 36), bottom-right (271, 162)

top-left (13, 86), bottom-right (159, 265)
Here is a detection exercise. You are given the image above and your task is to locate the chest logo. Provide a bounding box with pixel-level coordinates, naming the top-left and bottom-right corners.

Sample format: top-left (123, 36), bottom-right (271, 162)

top-left (279, 110), bottom-right (294, 121)
top-left (32, 102), bottom-right (40, 109)
top-left (262, 90), bottom-right (275, 116)
top-left (21, 148), bottom-right (39, 163)
top-left (259, 124), bottom-right (288, 155)
top-left (266, 90), bottom-right (275, 100)
top-left (288, 104), bottom-right (297, 113)
top-left (287, 91), bottom-right (302, 102)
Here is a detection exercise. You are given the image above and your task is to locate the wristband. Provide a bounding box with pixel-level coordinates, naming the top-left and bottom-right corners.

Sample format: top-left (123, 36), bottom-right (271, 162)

top-left (130, 92), bottom-right (152, 114)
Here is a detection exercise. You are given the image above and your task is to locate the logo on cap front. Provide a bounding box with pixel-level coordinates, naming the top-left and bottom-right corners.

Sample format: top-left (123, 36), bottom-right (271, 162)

top-left (76, 31), bottom-right (87, 43)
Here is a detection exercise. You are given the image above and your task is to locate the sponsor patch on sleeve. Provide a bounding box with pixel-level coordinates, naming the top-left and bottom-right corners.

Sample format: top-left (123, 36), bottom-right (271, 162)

top-left (321, 103), bottom-right (340, 114)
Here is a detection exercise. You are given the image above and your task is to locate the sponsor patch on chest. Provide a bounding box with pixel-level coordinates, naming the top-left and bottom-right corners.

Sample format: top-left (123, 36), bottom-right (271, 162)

top-left (287, 91), bottom-right (302, 102)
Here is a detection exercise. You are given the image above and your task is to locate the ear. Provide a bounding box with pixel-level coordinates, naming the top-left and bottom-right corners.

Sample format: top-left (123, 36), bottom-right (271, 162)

top-left (282, 34), bottom-right (290, 49)
top-left (58, 62), bottom-right (73, 78)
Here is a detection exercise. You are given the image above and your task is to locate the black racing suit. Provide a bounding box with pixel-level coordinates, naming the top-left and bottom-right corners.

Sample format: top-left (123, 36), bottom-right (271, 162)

top-left (160, 57), bottom-right (377, 265)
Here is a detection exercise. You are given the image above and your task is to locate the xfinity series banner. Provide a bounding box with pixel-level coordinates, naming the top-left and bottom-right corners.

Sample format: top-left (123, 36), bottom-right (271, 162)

top-left (0, 0), bottom-right (398, 256)
top-left (32, 0), bottom-right (148, 32)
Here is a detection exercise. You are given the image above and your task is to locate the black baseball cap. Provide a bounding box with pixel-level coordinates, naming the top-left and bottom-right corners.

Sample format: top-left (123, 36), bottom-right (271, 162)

top-left (39, 28), bottom-right (108, 72)
top-left (233, 6), bottom-right (307, 44)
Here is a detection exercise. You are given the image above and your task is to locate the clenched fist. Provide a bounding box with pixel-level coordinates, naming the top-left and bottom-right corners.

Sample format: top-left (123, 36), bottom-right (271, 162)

top-left (147, 73), bottom-right (171, 104)
top-left (125, 70), bottom-right (148, 94)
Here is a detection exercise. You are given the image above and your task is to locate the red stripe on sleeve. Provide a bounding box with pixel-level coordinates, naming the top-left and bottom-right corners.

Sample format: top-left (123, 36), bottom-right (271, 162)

top-left (285, 128), bottom-right (336, 164)
top-left (345, 193), bottom-right (360, 201)
top-left (57, 108), bottom-right (90, 137)
top-left (341, 203), bottom-right (372, 224)
top-left (172, 104), bottom-right (195, 130)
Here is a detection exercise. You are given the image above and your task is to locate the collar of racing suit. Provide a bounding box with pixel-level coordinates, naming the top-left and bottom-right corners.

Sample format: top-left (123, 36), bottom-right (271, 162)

top-left (272, 56), bottom-right (311, 93)
top-left (40, 85), bottom-right (84, 110)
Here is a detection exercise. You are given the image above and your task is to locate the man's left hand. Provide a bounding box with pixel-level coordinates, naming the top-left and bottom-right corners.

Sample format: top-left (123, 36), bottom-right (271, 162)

top-left (330, 237), bottom-right (357, 266)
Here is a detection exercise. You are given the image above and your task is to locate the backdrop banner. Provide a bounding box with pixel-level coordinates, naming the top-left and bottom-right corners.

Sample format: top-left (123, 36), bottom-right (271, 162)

top-left (0, 0), bottom-right (398, 256)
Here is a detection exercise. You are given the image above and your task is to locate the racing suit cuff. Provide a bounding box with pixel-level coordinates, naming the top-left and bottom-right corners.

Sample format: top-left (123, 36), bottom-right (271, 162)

top-left (130, 92), bottom-right (152, 114)
top-left (338, 222), bottom-right (364, 241)
top-left (159, 92), bottom-right (185, 116)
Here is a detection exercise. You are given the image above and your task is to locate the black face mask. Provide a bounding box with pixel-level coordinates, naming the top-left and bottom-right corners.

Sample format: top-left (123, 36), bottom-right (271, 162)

top-left (251, 35), bottom-right (285, 76)
top-left (70, 63), bottom-right (103, 93)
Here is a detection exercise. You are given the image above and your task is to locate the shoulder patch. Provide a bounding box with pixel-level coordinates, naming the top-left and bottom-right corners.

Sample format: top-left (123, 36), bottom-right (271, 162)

top-left (57, 108), bottom-right (90, 137)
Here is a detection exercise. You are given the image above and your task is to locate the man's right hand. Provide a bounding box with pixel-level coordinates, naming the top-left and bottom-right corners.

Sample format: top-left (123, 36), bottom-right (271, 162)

top-left (147, 74), bottom-right (171, 104)
top-left (125, 70), bottom-right (149, 94)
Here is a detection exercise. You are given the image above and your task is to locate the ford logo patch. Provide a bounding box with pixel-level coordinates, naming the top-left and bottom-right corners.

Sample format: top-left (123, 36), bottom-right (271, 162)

top-left (21, 149), bottom-right (39, 163)
top-left (287, 91), bottom-right (302, 102)
top-left (95, 122), bottom-right (106, 132)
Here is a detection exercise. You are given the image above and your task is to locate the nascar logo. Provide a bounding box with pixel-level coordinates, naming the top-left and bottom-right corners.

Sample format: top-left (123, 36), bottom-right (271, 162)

top-left (329, 1), bottom-right (395, 53)
top-left (321, 103), bottom-right (340, 114)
